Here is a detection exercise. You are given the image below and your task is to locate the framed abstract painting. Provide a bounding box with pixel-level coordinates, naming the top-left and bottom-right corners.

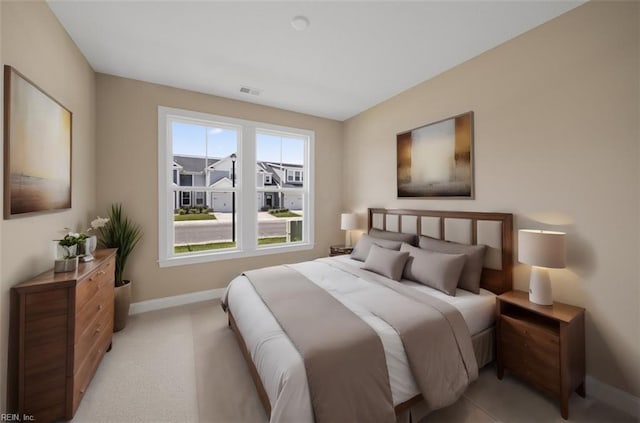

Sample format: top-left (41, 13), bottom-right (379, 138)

top-left (3, 65), bottom-right (72, 218)
top-left (397, 111), bottom-right (474, 198)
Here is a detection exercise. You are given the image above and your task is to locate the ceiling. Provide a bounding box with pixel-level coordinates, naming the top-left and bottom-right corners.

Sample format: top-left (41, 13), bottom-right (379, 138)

top-left (48, 1), bottom-right (584, 121)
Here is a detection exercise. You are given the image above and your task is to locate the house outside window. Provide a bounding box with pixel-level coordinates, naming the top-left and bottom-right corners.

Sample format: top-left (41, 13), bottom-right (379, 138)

top-left (158, 106), bottom-right (314, 267)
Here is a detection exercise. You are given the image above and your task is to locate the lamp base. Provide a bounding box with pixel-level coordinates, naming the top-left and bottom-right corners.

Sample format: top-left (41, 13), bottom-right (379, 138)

top-left (345, 230), bottom-right (353, 248)
top-left (529, 266), bottom-right (553, 306)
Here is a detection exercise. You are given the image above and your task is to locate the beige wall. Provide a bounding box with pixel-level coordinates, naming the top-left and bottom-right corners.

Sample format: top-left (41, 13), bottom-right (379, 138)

top-left (343, 1), bottom-right (640, 397)
top-left (95, 74), bottom-right (343, 302)
top-left (0, 1), bottom-right (97, 409)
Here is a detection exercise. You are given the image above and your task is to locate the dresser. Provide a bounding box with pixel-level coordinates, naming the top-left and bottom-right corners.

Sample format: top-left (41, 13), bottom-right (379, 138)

top-left (7, 249), bottom-right (117, 422)
top-left (496, 290), bottom-right (585, 419)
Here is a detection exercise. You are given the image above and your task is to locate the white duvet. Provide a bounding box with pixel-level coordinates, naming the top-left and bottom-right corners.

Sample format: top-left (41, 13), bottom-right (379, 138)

top-left (224, 256), bottom-right (495, 422)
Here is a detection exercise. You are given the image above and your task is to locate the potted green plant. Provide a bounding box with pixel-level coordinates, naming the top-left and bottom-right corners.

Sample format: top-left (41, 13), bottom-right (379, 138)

top-left (97, 203), bottom-right (142, 332)
top-left (54, 233), bottom-right (86, 272)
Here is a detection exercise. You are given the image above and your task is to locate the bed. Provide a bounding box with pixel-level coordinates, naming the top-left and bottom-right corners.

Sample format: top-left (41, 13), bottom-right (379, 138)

top-left (224, 208), bottom-right (513, 422)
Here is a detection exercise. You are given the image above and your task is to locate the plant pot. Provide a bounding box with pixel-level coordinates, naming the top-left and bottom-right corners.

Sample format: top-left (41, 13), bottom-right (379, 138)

top-left (114, 280), bottom-right (132, 332)
top-left (54, 256), bottom-right (78, 273)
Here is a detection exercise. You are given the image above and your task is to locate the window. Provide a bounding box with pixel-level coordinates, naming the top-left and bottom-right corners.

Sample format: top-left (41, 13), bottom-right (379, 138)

top-left (158, 106), bottom-right (314, 267)
top-left (286, 169), bottom-right (303, 183)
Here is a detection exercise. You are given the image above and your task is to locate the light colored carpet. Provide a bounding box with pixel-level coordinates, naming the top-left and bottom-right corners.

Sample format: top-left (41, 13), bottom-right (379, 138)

top-left (72, 300), bottom-right (637, 423)
top-left (191, 303), bottom-right (267, 423)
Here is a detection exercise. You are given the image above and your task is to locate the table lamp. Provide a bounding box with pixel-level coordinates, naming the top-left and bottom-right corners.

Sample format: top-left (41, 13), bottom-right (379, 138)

top-left (518, 229), bottom-right (566, 306)
top-left (340, 213), bottom-right (358, 247)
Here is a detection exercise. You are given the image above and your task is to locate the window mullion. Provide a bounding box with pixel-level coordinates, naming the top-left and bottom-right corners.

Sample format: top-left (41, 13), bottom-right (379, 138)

top-left (241, 125), bottom-right (257, 251)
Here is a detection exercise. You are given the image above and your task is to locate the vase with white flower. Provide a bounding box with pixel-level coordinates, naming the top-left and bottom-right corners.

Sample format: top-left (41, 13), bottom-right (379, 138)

top-left (77, 217), bottom-right (110, 262)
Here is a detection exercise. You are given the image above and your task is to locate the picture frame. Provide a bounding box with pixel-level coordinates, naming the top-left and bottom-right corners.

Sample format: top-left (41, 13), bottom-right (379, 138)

top-left (3, 65), bottom-right (72, 218)
top-left (397, 111), bottom-right (474, 199)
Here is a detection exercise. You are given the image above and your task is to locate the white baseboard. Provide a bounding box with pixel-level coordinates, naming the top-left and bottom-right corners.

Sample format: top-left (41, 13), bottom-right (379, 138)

top-left (129, 287), bottom-right (226, 315)
top-left (586, 376), bottom-right (640, 418)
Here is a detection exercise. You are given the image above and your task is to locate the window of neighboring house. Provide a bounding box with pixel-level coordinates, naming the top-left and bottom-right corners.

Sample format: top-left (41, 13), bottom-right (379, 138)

top-left (195, 192), bottom-right (205, 206)
top-left (172, 168), bottom-right (179, 184)
top-left (158, 106), bottom-right (314, 267)
top-left (179, 174), bottom-right (193, 207)
top-left (181, 191), bottom-right (191, 207)
top-left (286, 169), bottom-right (303, 183)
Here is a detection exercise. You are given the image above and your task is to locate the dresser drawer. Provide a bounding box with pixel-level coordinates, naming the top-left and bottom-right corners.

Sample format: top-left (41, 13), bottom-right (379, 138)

top-left (75, 283), bottom-right (113, 344)
top-left (72, 327), bottom-right (112, 411)
top-left (76, 259), bottom-right (114, 311)
top-left (74, 299), bottom-right (113, 372)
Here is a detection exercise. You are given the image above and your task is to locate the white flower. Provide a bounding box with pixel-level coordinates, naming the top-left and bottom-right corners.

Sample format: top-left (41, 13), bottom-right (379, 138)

top-left (89, 217), bottom-right (109, 231)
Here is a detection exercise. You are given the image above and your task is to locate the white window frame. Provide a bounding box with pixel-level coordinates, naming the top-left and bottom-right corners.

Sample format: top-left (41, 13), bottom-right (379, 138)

top-left (158, 106), bottom-right (314, 267)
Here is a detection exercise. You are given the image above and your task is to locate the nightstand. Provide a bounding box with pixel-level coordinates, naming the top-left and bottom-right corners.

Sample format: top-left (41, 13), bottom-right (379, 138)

top-left (496, 290), bottom-right (585, 420)
top-left (329, 245), bottom-right (353, 257)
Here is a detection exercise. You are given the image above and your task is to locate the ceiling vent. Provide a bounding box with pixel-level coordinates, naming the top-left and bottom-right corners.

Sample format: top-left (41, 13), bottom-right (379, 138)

top-left (240, 86), bottom-right (261, 96)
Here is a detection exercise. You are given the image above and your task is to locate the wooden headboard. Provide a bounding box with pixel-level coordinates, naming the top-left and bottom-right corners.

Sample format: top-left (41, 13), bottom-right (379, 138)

top-left (368, 208), bottom-right (513, 295)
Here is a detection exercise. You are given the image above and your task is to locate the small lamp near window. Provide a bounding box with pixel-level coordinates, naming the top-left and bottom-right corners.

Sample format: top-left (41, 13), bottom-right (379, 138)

top-left (341, 213), bottom-right (358, 247)
top-left (518, 229), bottom-right (566, 306)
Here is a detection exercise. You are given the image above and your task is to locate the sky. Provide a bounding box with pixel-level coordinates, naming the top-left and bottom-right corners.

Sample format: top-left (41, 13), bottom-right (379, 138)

top-left (172, 121), bottom-right (304, 164)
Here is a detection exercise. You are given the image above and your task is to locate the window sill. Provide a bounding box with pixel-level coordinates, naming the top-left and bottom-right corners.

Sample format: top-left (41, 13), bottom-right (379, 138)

top-left (158, 242), bottom-right (314, 268)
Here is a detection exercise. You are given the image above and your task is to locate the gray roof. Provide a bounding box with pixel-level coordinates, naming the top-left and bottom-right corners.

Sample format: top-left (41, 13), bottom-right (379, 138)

top-left (173, 155), bottom-right (218, 172)
top-left (174, 154), bottom-right (303, 187)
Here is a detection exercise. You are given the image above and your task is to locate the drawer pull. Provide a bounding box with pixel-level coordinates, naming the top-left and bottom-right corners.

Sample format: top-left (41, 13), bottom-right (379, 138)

top-left (97, 271), bottom-right (106, 276)
top-left (98, 304), bottom-right (103, 311)
top-left (95, 326), bottom-right (101, 334)
top-left (89, 277), bottom-right (95, 282)
top-left (80, 388), bottom-right (86, 394)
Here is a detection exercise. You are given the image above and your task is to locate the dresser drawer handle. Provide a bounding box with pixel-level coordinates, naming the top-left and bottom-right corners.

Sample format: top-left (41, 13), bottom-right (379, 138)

top-left (95, 325), bottom-right (101, 334)
top-left (97, 271), bottom-right (106, 276)
top-left (89, 277), bottom-right (95, 282)
top-left (98, 304), bottom-right (103, 311)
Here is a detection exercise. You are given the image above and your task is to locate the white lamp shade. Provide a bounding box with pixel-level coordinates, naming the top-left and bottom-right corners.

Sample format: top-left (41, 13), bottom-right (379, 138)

top-left (518, 229), bottom-right (566, 269)
top-left (340, 213), bottom-right (358, 230)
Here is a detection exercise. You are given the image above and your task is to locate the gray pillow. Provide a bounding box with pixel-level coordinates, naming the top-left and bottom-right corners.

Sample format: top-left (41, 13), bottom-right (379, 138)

top-left (400, 243), bottom-right (466, 296)
top-left (369, 228), bottom-right (417, 246)
top-left (351, 234), bottom-right (402, 262)
top-left (362, 244), bottom-right (410, 281)
top-left (418, 236), bottom-right (487, 294)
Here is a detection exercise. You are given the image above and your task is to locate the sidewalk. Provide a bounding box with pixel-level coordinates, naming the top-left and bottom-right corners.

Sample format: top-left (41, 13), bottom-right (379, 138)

top-left (174, 211), bottom-right (303, 225)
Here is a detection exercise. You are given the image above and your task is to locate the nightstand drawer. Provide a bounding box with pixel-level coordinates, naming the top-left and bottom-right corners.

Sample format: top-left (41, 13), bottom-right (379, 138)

top-left (501, 314), bottom-right (559, 349)
top-left (501, 336), bottom-right (560, 394)
top-left (503, 351), bottom-right (561, 394)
